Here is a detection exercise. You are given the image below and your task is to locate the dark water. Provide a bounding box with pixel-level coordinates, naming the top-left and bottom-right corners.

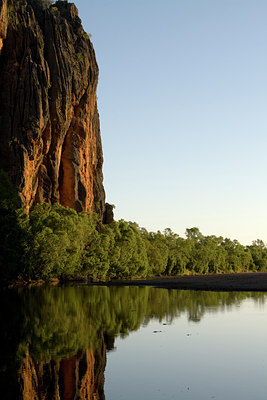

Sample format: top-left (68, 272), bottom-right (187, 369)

top-left (1, 286), bottom-right (267, 399)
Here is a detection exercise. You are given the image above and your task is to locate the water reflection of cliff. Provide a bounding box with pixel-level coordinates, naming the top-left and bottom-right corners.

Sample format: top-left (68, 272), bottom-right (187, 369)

top-left (1, 286), bottom-right (266, 399)
top-left (20, 338), bottom-right (109, 400)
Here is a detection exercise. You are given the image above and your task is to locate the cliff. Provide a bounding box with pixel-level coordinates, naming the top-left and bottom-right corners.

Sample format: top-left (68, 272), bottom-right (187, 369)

top-left (0, 0), bottom-right (105, 217)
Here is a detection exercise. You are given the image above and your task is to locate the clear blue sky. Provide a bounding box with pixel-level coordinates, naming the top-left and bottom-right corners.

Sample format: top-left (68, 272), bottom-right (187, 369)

top-left (74, 0), bottom-right (267, 245)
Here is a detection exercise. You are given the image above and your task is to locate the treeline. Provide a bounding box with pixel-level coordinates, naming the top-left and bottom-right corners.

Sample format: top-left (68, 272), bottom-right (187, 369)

top-left (1, 171), bottom-right (267, 284)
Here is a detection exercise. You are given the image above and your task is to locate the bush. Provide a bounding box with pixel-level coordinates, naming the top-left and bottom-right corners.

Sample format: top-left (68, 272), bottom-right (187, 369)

top-left (25, 203), bottom-right (96, 280)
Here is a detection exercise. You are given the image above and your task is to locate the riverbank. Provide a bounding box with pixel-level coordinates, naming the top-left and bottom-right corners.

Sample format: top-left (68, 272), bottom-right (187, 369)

top-left (7, 272), bottom-right (267, 291)
top-left (92, 272), bottom-right (267, 291)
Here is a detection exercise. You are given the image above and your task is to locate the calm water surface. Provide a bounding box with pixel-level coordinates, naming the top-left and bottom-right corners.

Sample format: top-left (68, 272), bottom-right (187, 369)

top-left (1, 286), bottom-right (267, 399)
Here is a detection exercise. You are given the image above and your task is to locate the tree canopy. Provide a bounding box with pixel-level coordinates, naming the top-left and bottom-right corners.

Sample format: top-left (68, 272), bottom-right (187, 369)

top-left (0, 170), bottom-right (266, 284)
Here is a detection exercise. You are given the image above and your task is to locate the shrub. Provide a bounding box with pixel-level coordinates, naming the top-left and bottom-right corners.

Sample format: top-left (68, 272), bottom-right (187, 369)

top-left (76, 52), bottom-right (83, 63)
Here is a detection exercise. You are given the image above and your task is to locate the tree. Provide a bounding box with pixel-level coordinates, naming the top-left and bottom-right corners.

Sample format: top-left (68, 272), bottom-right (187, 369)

top-left (0, 170), bottom-right (27, 284)
top-left (247, 240), bottom-right (267, 271)
top-left (107, 220), bottom-right (149, 279)
top-left (141, 230), bottom-right (168, 275)
top-left (25, 203), bottom-right (96, 279)
top-left (185, 227), bottom-right (204, 242)
top-left (0, 170), bottom-right (21, 211)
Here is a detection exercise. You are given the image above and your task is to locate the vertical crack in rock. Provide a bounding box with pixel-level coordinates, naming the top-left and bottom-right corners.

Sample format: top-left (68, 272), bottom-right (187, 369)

top-left (0, 0), bottom-right (105, 218)
top-left (59, 128), bottom-right (77, 210)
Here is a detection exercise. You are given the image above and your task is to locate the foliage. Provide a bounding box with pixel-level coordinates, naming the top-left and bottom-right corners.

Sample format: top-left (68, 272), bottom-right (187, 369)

top-left (0, 171), bottom-right (25, 284)
top-left (25, 203), bottom-right (96, 280)
top-left (40, 0), bottom-right (54, 8)
top-left (76, 52), bottom-right (83, 63)
top-left (8, 4), bottom-right (15, 22)
top-left (141, 229), bottom-right (168, 275)
top-left (81, 222), bottom-right (115, 280)
top-left (0, 170), bottom-right (21, 211)
top-left (0, 209), bottom-right (28, 284)
top-left (83, 32), bottom-right (92, 41)
top-left (0, 169), bottom-right (267, 283)
top-left (108, 220), bottom-right (149, 278)
top-left (247, 240), bottom-right (267, 271)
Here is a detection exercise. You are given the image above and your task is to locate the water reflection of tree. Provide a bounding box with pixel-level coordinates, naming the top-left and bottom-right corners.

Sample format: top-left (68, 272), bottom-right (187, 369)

top-left (0, 287), bottom-right (266, 399)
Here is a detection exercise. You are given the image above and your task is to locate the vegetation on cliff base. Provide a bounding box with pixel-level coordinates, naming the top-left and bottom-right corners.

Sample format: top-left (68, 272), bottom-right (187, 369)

top-left (1, 170), bottom-right (267, 284)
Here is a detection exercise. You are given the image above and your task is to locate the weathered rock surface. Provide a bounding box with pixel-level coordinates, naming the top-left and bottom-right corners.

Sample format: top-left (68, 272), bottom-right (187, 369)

top-left (0, 0), bottom-right (8, 54)
top-left (0, 0), bottom-right (105, 217)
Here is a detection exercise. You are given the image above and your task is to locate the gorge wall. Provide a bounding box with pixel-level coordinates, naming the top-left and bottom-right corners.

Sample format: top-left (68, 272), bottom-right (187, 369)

top-left (0, 0), bottom-right (105, 217)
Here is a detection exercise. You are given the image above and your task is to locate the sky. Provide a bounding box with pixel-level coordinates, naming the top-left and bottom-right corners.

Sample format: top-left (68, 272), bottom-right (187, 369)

top-left (74, 0), bottom-right (267, 245)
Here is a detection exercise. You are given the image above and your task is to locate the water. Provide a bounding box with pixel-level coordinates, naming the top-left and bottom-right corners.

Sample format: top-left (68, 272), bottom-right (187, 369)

top-left (1, 286), bottom-right (267, 399)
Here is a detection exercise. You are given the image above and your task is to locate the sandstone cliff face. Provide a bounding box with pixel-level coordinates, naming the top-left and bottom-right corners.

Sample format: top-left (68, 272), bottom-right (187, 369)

top-left (0, 0), bottom-right (8, 54)
top-left (0, 0), bottom-right (105, 216)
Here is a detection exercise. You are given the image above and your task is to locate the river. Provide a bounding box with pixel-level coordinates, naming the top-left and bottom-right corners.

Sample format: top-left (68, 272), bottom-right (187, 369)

top-left (1, 286), bottom-right (267, 399)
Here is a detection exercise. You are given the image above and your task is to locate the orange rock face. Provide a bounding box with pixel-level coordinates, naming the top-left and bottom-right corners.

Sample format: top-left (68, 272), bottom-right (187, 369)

top-left (0, 0), bottom-right (7, 55)
top-left (0, 0), bottom-right (105, 217)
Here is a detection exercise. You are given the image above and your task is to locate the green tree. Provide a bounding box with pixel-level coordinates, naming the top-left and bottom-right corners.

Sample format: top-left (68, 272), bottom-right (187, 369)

top-left (0, 170), bottom-right (27, 284)
top-left (25, 203), bottom-right (96, 279)
top-left (0, 170), bottom-right (21, 211)
top-left (247, 240), bottom-right (267, 271)
top-left (163, 229), bottom-right (191, 275)
top-left (141, 230), bottom-right (169, 275)
top-left (107, 220), bottom-right (149, 278)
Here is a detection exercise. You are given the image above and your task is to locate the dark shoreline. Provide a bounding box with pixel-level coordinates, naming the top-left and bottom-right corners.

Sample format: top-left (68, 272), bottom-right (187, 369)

top-left (7, 272), bottom-right (267, 291)
top-left (91, 272), bottom-right (267, 292)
